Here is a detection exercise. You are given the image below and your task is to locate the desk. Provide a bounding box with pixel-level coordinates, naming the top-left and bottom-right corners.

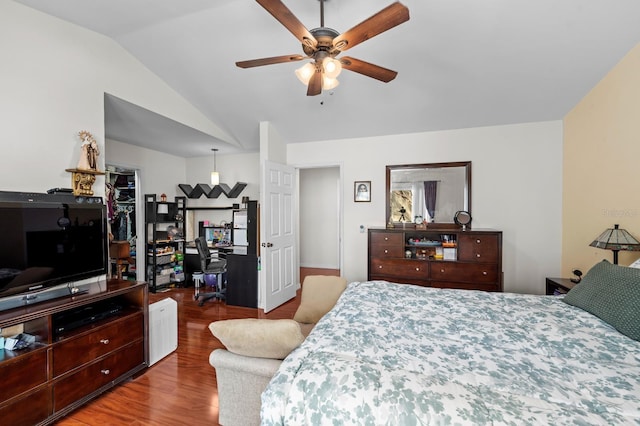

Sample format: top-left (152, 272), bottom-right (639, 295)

top-left (226, 253), bottom-right (258, 308)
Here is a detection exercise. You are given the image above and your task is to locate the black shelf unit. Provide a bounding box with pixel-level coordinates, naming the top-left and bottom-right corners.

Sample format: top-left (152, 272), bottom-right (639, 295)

top-left (144, 194), bottom-right (186, 293)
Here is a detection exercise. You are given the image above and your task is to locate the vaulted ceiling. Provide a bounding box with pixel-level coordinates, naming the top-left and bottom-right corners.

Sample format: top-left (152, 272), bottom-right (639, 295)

top-left (15, 0), bottom-right (640, 157)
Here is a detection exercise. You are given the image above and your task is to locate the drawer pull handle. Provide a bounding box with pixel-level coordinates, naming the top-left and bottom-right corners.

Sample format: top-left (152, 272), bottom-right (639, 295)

top-left (384, 237), bottom-right (389, 241)
top-left (384, 249), bottom-right (388, 254)
top-left (476, 239), bottom-right (481, 244)
top-left (378, 265), bottom-right (383, 269)
top-left (100, 339), bottom-right (110, 345)
top-left (476, 254), bottom-right (481, 258)
top-left (440, 269), bottom-right (445, 273)
top-left (415, 267), bottom-right (420, 271)
top-left (101, 369), bottom-right (110, 375)
top-left (482, 271), bottom-right (488, 275)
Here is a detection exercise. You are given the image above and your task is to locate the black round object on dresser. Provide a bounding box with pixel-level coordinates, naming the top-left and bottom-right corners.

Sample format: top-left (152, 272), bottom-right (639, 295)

top-left (454, 210), bottom-right (472, 229)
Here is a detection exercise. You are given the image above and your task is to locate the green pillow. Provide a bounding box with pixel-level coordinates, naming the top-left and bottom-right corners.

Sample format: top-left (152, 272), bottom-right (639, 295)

top-left (563, 260), bottom-right (640, 341)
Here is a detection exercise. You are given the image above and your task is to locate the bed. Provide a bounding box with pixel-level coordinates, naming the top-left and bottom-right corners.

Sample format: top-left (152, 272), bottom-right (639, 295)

top-left (261, 265), bottom-right (640, 425)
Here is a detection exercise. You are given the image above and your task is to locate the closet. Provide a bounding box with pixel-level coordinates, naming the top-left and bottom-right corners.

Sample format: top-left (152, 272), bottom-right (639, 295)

top-left (105, 166), bottom-right (138, 280)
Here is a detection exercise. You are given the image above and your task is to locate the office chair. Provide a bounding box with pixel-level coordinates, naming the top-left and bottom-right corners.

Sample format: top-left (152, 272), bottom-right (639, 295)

top-left (194, 237), bottom-right (227, 306)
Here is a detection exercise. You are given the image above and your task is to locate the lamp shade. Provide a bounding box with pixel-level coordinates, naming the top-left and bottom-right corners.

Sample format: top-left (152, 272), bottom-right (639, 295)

top-left (322, 76), bottom-right (339, 90)
top-left (590, 224), bottom-right (640, 264)
top-left (210, 171), bottom-right (220, 186)
top-left (210, 148), bottom-right (219, 185)
top-left (295, 63), bottom-right (316, 86)
top-left (322, 57), bottom-right (342, 79)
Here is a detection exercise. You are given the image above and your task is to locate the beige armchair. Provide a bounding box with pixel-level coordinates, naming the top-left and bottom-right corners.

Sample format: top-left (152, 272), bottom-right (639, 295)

top-left (209, 275), bottom-right (347, 426)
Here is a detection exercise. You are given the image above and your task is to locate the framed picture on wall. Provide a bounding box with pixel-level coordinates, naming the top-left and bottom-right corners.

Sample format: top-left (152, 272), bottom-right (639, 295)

top-left (354, 181), bottom-right (371, 202)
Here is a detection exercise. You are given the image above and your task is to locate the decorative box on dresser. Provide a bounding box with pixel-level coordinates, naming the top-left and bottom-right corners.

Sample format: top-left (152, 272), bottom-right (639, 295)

top-left (368, 228), bottom-right (503, 291)
top-left (0, 280), bottom-right (148, 426)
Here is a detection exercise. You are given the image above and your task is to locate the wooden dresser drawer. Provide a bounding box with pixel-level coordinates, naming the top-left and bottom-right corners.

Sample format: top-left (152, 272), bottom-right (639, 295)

top-left (430, 281), bottom-right (500, 292)
top-left (371, 258), bottom-right (429, 280)
top-left (370, 231), bottom-right (403, 247)
top-left (430, 262), bottom-right (498, 283)
top-left (53, 312), bottom-right (143, 377)
top-left (457, 234), bottom-right (499, 263)
top-left (0, 349), bottom-right (48, 403)
top-left (54, 340), bottom-right (144, 412)
top-left (370, 244), bottom-right (404, 258)
top-left (0, 385), bottom-right (51, 426)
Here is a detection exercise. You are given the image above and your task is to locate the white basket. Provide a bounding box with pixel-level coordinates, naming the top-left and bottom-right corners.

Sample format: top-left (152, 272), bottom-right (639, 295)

top-left (155, 274), bottom-right (171, 286)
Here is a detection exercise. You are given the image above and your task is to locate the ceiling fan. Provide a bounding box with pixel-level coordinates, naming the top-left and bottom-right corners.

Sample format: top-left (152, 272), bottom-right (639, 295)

top-left (236, 0), bottom-right (410, 96)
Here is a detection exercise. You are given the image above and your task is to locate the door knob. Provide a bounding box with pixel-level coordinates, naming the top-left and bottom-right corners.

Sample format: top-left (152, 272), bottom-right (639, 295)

top-left (261, 242), bottom-right (273, 247)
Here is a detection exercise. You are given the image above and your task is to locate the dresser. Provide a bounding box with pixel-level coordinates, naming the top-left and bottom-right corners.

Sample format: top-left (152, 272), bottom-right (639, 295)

top-left (0, 280), bottom-right (148, 425)
top-left (368, 228), bottom-right (503, 291)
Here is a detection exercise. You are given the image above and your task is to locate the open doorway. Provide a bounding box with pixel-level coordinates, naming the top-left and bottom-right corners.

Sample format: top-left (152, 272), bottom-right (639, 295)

top-left (298, 166), bottom-right (342, 283)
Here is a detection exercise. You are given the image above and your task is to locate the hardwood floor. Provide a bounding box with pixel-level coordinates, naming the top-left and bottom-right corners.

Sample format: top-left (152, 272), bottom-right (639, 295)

top-left (55, 287), bottom-right (301, 426)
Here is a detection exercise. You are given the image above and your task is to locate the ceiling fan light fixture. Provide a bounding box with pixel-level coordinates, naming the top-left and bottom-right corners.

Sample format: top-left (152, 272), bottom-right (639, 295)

top-left (295, 62), bottom-right (316, 85)
top-left (322, 57), bottom-right (342, 79)
top-left (322, 76), bottom-right (339, 90)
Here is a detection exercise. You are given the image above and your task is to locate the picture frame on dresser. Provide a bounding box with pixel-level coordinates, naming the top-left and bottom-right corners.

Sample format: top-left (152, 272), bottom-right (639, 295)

top-left (354, 181), bottom-right (371, 202)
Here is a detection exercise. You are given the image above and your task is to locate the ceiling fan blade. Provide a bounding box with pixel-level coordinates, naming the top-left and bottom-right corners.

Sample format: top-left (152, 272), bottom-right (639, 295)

top-left (236, 54), bottom-right (304, 68)
top-left (340, 57), bottom-right (398, 82)
top-left (256, 0), bottom-right (317, 49)
top-left (332, 2), bottom-right (410, 52)
top-left (307, 70), bottom-right (322, 96)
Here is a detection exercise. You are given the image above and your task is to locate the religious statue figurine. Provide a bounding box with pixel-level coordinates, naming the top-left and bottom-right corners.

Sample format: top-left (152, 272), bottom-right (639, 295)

top-left (77, 130), bottom-right (100, 171)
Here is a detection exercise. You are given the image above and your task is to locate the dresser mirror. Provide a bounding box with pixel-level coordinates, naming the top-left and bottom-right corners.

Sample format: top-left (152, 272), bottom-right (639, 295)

top-left (386, 161), bottom-right (471, 228)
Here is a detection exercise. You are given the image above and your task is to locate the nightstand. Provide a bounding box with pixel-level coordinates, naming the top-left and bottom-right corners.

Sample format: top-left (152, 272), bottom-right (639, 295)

top-left (545, 277), bottom-right (576, 295)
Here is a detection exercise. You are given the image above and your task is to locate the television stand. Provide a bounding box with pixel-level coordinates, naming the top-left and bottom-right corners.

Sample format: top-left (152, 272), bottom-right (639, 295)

top-left (0, 280), bottom-right (148, 425)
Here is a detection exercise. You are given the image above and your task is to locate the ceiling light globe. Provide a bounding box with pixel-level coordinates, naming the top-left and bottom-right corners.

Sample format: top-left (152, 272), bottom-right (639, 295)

top-left (322, 77), bottom-right (340, 90)
top-left (210, 171), bottom-right (220, 186)
top-left (295, 63), bottom-right (316, 85)
top-left (322, 58), bottom-right (342, 79)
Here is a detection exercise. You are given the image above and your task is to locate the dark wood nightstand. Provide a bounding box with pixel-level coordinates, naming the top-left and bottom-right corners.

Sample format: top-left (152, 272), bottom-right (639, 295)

top-left (545, 277), bottom-right (576, 295)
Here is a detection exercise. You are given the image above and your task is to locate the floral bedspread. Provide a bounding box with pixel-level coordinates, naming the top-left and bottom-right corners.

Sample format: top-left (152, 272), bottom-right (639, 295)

top-left (261, 281), bottom-right (640, 425)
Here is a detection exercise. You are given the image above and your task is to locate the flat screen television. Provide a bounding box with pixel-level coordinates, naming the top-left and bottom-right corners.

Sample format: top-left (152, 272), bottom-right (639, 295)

top-left (0, 191), bottom-right (107, 302)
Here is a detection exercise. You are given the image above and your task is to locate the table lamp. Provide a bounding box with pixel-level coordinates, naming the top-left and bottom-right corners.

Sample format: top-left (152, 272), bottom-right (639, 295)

top-left (589, 224), bottom-right (640, 264)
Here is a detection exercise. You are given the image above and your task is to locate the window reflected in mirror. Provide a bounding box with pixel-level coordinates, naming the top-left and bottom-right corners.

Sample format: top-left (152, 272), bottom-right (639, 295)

top-left (390, 190), bottom-right (412, 222)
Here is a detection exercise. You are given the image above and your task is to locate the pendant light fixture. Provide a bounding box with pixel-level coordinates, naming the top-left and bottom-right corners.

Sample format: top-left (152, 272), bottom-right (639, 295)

top-left (210, 148), bottom-right (219, 186)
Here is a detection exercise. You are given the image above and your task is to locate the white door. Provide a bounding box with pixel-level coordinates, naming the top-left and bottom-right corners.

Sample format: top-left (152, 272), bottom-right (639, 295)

top-left (262, 160), bottom-right (297, 312)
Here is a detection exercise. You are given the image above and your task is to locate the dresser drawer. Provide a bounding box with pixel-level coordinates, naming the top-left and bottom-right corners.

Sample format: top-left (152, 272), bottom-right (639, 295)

top-left (370, 244), bottom-right (404, 258)
top-left (370, 231), bottom-right (403, 247)
top-left (0, 385), bottom-right (51, 426)
top-left (54, 340), bottom-right (144, 411)
top-left (0, 349), bottom-right (48, 403)
top-left (53, 312), bottom-right (143, 377)
top-left (430, 281), bottom-right (500, 291)
top-left (370, 258), bottom-right (429, 280)
top-left (430, 262), bottom-right (498, 283)
top-left (457, 234), bottom-right (499, 263)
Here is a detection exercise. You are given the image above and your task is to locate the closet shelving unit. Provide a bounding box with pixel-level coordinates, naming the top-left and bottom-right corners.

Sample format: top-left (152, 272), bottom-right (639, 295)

top-left (106, 168), bottom-right (137, 280)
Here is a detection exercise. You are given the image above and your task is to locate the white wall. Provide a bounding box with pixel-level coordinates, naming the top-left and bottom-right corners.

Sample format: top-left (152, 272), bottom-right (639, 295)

top-left (288, 121), bottom-right (563, 294)
top-left (299, 167), bottom-right (340, 269)
top-left (0, 1), bottom-right (229, 195)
